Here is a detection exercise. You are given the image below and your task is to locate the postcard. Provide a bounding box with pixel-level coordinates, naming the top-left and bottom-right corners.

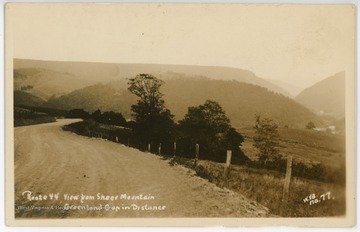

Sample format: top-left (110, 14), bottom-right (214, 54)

top-left (5, 3), bottom-right (356, 227)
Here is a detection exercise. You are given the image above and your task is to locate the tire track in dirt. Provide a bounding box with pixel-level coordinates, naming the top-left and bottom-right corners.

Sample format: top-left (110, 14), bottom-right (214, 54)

top-left (14, 119), bottom-right (269, 218)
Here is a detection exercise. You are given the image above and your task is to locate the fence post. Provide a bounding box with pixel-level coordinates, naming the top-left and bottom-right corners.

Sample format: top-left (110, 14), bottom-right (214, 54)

top-left (280, 155), bottom-right (293, 216)
top-left (116, 136), bottom-right (119, 143)
top-left (195, 144), bottom-right (199, 165)
top-left (158, 143), bottom-right (162, 155)
top-left (173, 142), bottom-right (176, 157)
top-left (224, 150), bottom-right (232, 176)
top-left (127, 138), bottom-right (130, 147)
top-left (148, 143), bottom-right (151, 153)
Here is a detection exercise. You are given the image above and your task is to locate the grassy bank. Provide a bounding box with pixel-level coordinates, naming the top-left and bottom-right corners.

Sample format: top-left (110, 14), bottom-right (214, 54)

top-left (168, 156), bottom-right (345, 217)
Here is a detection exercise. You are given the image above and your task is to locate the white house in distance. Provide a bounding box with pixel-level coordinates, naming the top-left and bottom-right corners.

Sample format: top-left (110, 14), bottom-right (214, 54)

top-left (313, 125), bottom-right (338, 134)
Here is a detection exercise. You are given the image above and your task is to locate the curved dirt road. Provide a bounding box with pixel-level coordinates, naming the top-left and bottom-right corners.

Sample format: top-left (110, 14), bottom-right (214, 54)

top-left (14, 119), bottom-right (268, 218)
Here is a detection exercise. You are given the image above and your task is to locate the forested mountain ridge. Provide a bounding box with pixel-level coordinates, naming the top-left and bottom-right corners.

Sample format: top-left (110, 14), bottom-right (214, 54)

top-left (14, 59), bottom-right (292, 97)
top-left (44, 77), bottom-right (323, 128)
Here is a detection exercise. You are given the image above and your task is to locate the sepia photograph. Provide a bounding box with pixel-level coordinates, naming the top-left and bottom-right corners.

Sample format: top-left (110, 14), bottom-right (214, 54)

top-left (5, 3), bottom-right (356, 227)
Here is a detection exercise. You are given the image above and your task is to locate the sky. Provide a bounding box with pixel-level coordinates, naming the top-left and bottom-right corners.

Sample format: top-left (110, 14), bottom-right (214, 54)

top-left (7, 3), bottom-right (355, 88)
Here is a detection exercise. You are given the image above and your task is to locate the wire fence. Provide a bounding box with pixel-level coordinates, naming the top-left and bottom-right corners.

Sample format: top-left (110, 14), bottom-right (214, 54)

top-left (63, 120), bottom-right (346, 217)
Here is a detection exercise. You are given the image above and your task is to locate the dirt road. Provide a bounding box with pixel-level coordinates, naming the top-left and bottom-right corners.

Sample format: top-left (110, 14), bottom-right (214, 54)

top-left (14, 119), bottom-right (268, 218)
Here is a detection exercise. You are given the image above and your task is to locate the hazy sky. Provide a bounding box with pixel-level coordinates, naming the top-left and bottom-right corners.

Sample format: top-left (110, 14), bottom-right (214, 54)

top-left (7, 3), bottom-right (355, 88)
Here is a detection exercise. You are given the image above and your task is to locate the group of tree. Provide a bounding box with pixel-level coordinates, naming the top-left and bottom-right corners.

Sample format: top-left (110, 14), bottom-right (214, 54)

top-left (66, 108), bottom-right (127, 126)
top-left (127, 73), bottom-right (249, 163)
top-left (177, 100), bottom-right (248, 163)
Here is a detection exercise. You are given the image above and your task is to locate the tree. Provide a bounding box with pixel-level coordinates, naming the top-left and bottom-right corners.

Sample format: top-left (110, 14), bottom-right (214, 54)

top-left (128, 74), bottom-right (176, 149)
top-left (306, 121), bottom-right (316, 129)
top-left (253, 114), bottom-right (280, 165)
top-left (128, 74), bottom-right (165, 120)
top-left (178, 100), bottom-right (248, 163)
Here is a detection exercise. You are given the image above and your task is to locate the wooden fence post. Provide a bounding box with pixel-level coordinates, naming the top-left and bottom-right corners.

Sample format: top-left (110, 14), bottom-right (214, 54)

top-left (173, 142), bottom-right (177, 157)
top-left (195, 144), bottom-right (199, 165)
top-left (127, 138), bottom-right (130, 147)
top-left (148, 143), bottom-right (151, 153)
top-left (280, 155), bottom-right (293, 216)
top-left (158, 143), bottom-right (162, 155)
top-left (116, 136), bottom-right (119, 143)
top-left (224, 150), bottom-right (232, 176)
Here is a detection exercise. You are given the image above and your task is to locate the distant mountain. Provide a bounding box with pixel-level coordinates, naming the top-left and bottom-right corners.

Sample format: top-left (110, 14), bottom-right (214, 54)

top-left (13, 59), bottom-right (324, 128)
top-left (267, 79), bottom-right (303, 97)
top-left (14, 68), bottom-right (96, 100)
top-left (14, 90), bottom-right (46, 107)
top-left (14, 59), bottom-right (292, 97)
top-left (295, 72), bottom-right (345, 119)
top-left (45, 76), bottom-right (323, 128)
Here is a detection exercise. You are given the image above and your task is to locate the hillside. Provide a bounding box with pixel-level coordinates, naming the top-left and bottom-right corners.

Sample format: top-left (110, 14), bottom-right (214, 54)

top-left (14, 68), bottom-right (96, 100)
top-left (45, 77), bottom-right (323, 128)
top-left (295, 72), bottom-right (345, 119)
top-left (163, 78), bottom-right (322, 128)
top-left (45, 83), bottom-right (137, 117)
top-left (14, 59), bottom-right (292, 97)
top-left (267, 79), bottom-right (303, 97)
top-left (14, 90), bottom-right (46, 107)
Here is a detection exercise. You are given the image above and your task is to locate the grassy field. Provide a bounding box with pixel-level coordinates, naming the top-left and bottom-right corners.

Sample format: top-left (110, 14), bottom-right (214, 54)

top-left (240, 127), bottom-right (345, 169)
